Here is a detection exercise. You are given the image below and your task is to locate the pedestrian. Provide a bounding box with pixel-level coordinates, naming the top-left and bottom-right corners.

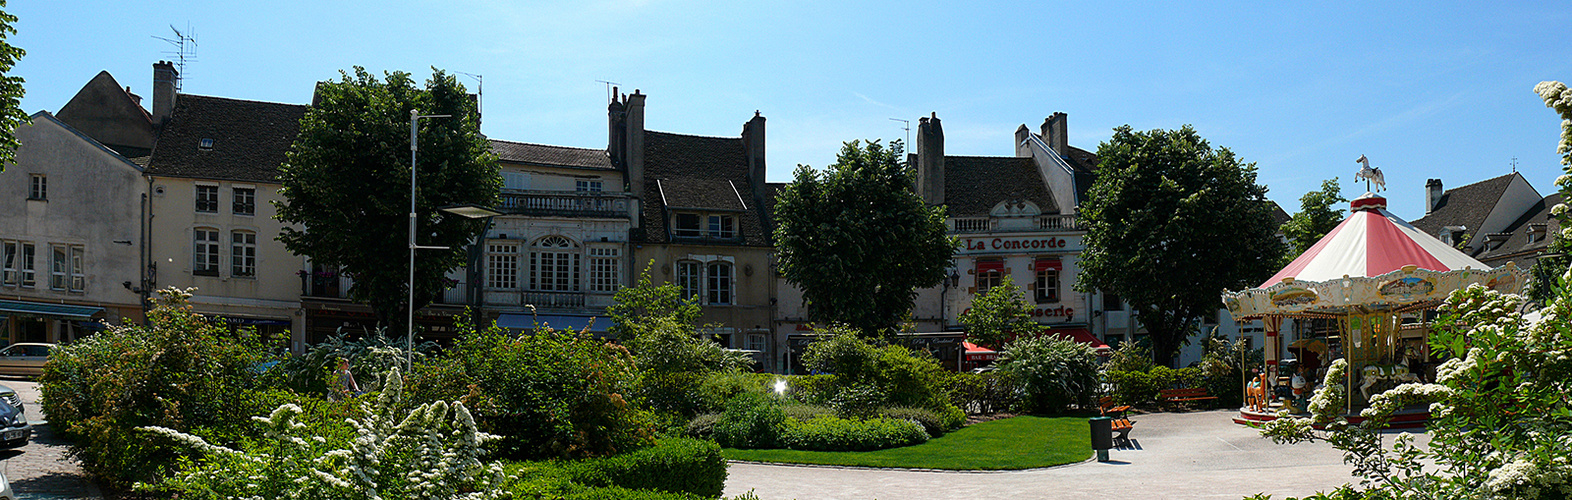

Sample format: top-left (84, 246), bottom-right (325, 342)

top-left (333, 357), bottom-right (360, 399)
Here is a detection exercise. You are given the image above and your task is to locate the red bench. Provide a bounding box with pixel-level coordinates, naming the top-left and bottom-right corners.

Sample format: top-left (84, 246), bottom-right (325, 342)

top-left (1098, 396), bottom-right (1135, 443)
top-left (1158, 387), bottom-right (1218, 409)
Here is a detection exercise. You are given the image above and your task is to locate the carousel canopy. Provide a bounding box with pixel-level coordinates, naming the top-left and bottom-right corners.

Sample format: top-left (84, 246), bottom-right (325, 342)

top-left (1224, 194), bottom-right (1523, 319)
top-left (1263, 194), bottom-right (1486, 287)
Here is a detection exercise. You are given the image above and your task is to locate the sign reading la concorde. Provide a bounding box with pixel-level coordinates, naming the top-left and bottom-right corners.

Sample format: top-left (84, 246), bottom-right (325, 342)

top-left (957, 234), bottom-right (1083, 254)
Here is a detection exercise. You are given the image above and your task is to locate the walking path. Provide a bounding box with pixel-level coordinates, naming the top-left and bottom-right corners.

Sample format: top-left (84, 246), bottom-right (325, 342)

top-left (0, 378), bottom-right (101, 500)
top-left (724, 409), bottom-right (1429, 500)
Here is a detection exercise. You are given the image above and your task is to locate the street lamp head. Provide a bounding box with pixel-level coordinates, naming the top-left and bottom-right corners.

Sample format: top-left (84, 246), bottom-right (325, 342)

top-left (438, 204), bottom-right (503, 219)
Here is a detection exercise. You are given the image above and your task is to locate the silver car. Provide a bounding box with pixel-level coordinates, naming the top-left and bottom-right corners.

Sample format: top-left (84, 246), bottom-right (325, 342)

top-left (0, 343), bottom-right (53, 377)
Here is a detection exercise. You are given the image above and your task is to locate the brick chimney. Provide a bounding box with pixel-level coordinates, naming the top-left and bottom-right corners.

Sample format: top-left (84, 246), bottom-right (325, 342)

top-left (1040, 112), bottom-right (1068, 156)
top-left (916, 112), bottom-right (944, 206)
top-left (742, 110), bottom-right (767, 209)
top-left (152, 61), bottom-right (178, 128)
top-left (1426, 179), bottom-right (1443, 214)
top-left (624, 90), bottom-right (647, 214)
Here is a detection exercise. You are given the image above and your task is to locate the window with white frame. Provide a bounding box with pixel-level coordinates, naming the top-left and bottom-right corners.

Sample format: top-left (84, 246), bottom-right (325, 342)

top-left (746, 333), bottom-right (767, 352)
top-left (1035, 268), bottom-right (1060, 303)
top-left (529, 236), bottom-right (579, 291)
top-left (576, 179), bottom-right (603, 192)
top-left (49, 244), bottom-right (67, 290)
top-left (588, 247), bottom-right (620, 293)
top-left (193, 228), bottom-right (220, 276)
top-left (708, 215), bottom-right (736, 239)
top-left (231, 231), bottom-right (257, 277)
top-left (674, 213), bottom-right (702, 238)
top-left (233, 187), bottom-right (256, 216)
top-left (486, 242), bottom-right (519, 289)
top-left (676, 260), bottom-right (701, 301)
top-left (20, 243), bottom-right (34, 287)
top-left (196, 185), bottom-right (219, 213)
top-left (28, 174), bottom-right (46, 200)
top-left (706, 261), bottom-right (733, 305)
top-left (977, 270), bottom-right (1002, 293)
top-left (69, 245), bottom-right (84, 291)
top-left (502, 172), bottom-right (531, 191)
top-left (2, 240), bottom-right (16, 285)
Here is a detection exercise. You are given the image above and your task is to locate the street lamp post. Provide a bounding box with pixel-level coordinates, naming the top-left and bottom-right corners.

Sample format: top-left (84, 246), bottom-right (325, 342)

top-left (408, 110), bottom-right (451, 371)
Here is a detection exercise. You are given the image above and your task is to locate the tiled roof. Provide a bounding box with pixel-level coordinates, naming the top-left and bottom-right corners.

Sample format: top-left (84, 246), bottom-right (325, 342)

top-left (146, 95), bottom-right (308, 183)
top-left (1476, 193), bottom-right (1561, 267)
top-left (489, 139), bottom-right (613, 170)
top-left (1411, 173), bottom-right (1517, 248)
top-left (1267, 201), bottom-right (1291, 226)
top-left (1059, 144), bottom-right (1100, 206)
top-left (638, 131), bottom-right (769, 246)
top-left (943, 156), bottom-right (1059, 217)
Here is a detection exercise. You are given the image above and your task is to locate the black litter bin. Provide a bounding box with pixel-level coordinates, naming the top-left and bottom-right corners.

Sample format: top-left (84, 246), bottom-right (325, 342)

top-left (1089, 416), bottom-right (1113, 450)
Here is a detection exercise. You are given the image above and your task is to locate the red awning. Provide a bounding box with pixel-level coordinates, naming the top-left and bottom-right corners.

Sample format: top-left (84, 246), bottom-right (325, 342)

top-left (975, 259), bottom-right (1004, 272)
top-left (1045, 327), bottom-right (1109, 352)
top-left (963, 341), bottom-right (998, 362)
top-left (1034, 257), bottom-right (1062, 271)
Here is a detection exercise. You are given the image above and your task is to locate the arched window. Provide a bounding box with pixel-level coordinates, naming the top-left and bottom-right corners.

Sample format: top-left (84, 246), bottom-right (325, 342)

top-left (530, 236), bottom-right (580, 291)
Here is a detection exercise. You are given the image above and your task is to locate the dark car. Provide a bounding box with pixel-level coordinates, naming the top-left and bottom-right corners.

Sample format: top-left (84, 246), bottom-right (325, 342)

top-left (0, 397), bottom-right (29, 449)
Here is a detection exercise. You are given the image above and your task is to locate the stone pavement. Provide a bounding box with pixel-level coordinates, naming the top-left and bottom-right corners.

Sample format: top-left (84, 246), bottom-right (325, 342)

top-left (724, 409), bottom-right (1431, 500)
top-left (0, 377), bottom-right (101, 500)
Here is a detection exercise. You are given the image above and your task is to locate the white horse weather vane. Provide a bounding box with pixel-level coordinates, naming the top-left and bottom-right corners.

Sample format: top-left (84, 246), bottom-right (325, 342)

top-left (1355, 154), bottom-right (1386, 193)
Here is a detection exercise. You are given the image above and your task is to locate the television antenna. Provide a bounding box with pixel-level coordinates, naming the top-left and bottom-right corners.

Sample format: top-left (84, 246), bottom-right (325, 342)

top-left (152, 23), bottom-right (197, 92)
top-left (889, 118), bottom-right (910, 150)
top-left (1511, 156), bottom-right (1518, 173)
top-left (596, 80), bottom-right (621, 102)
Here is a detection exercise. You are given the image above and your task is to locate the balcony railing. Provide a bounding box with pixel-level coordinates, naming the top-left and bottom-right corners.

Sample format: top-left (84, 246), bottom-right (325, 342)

top-left (951, 215), bottom-right (1079, 233)
top-left (499, 191), bottom-right (630, 218)
top-left (483, 290), bottom-right (587, 309)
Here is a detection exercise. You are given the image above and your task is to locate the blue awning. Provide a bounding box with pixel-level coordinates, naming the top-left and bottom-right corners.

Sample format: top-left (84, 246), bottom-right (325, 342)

top-left (0, 299), bottom-right (104, 319)
top-left (496, 313), bottom-right (609, 333)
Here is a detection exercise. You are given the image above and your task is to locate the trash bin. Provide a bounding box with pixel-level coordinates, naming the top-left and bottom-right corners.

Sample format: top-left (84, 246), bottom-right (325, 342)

top-left (1089, 416), bottom-right (1113, 462)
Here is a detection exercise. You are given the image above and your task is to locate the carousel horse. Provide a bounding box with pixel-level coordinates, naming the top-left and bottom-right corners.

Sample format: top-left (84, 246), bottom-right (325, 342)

top-left (1359, 360), bottom-right (1422, 400)
top-left (1246, 372), bottom-right (1270, 412)
top-left (1355, 155), bottom-right (1386, 192)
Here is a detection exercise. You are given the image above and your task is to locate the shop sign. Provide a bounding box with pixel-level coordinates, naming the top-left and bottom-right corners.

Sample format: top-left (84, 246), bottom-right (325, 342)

top-left (962, 237), bottom-right (1070, 253)
top-left (960, 305), bottom-right (1075, 322)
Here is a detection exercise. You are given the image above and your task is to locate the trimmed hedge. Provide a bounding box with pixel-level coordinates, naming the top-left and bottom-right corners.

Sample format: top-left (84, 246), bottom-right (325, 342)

top-left (1104, 366), bottom-right (1206, 406)
top-left (711, 393), bottom-right (786, 449)
top-left (879, 406), bottom-right (964, 436)
top-left (780, 415), bottom-right (929, 452)
top-left (557, 438), bottom-right (728, 498)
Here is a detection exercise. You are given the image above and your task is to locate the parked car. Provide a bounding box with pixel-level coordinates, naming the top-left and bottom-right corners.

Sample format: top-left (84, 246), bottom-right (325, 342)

top-left (0, 343), bottom-right (53, 377)
top-left (0, 468), bottom-right (12, 500)
top-left (0, 385), bottom-right (20, 415)
top-left (0, 397), bottom-right (29, 449)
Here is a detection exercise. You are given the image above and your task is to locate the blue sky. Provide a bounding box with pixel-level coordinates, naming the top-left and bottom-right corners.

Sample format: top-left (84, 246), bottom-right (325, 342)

top-left (13, 1), bottom-right (1572, 221)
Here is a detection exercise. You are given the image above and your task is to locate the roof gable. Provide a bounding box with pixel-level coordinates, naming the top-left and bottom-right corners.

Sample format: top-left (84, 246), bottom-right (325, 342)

top-left (23, 111), bottom-right (144, 173)
top-left (145, 95), bottom-right (308, 183)
top-left (55, 71), bottom-right (156, 156)
top-left (637, 131), bottom-right (768, 246)
top-left (1410, 173), bottom-right (1523, 249)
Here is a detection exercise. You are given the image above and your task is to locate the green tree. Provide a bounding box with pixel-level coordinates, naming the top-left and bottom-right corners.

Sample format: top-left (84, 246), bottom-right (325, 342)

top-left (1075, 125), bottom-right (1285, 366)
top-left (0, 1), bottom-right (27, 170)
top-left (607, 261), bottom-right (702, 340)
top-left (1529, 81), bottom-right (1572, 305)
top-left (774, 140), bottom-right (957, 337)
top-left (1279, 178), bottom-right (1347, 259)
top-left (958, 275), bottom-right (1038, 350)
top-left (276, 68), bottom-right (499, 332)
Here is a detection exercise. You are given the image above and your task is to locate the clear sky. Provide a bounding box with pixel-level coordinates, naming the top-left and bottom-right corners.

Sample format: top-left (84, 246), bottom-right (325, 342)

top-left (12, 1), bottom-right (1571, 221)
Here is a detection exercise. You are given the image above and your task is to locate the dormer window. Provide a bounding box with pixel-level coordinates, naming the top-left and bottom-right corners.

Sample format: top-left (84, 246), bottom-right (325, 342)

top-left (1527, 223), bottom-right (1548, 244)
top-left (673, 212), bottom-right (739, 240)
top-left (199, 138), bottom-right (214, 151)
top-left (708, 215), bottom-right (736, 239)
top-left (674, 213), bottom-right (702, 238)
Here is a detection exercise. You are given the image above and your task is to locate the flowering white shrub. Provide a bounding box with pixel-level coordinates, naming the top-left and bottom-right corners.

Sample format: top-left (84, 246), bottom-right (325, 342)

top-left (138, 367), bottom-right (511, 499)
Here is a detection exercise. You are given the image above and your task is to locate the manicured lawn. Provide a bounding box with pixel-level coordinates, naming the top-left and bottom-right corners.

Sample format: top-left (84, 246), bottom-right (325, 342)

top-left (723, 415), bottom-right (1091, 470)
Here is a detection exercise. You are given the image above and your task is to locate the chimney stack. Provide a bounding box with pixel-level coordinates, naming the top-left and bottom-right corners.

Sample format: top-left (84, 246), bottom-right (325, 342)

top-left (607, 86), bottom-right (627, 166)
top-left (1041, 112), bottom-right (1068, 156)
top-left (624, 90), bottom-right (647, 209)
top-left (1426, 179), bottom-right (1444, 214)
top-left (916, 112), bottom-right (945, 206)
top-left (152, 61), bottom-right (178, 128)
top-left (742, 110), bottom-right (767, 211)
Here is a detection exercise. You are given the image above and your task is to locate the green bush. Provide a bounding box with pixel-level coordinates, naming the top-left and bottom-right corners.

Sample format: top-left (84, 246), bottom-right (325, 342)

top-left (711, 392), bottom-right (786, 449)
top-left (1102, 340), bottom-right (1155, 373)
top-left (556, 438), bottom-right (727, 498)
top-left (947, 372), bottom-right (1022, 415)
top-left (997, 334), bottom-right (1100, 414)
top-left (441, 320), bottom-right (656, 460)
top-left (38, 288), bottom-right (278, 487)
top-left (780, 415), bottom-right (929, 451)
top-left (686, 413), bottom-right (719, 439)
top-left (780, 374), bottom-right (835, 405)
top-left (801, 329), bottom-right (953, 412)
top-left (780, 404), bottom-right (834, 422)
top-left (878, 407), bottom-right (948, 436)
top-left (1104, 366), bottom-right (1206, 406)
top-left (276, 328), bottom-right (436, 395)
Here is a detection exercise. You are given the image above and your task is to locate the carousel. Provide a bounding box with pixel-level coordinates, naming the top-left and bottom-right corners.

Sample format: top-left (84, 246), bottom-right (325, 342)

top-left (1222, 160), bottom-right (1524, 427)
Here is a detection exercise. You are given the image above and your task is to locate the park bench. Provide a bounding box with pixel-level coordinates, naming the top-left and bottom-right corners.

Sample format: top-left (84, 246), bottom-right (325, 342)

top-left (1158, 387), bottom-right (1218, 410)
top-left (1098, 396), bottom-right (1135, 444)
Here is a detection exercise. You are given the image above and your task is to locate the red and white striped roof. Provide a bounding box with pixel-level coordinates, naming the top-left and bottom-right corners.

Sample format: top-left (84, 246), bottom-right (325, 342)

top-left (1262, 194), bottom-right (1487, 287)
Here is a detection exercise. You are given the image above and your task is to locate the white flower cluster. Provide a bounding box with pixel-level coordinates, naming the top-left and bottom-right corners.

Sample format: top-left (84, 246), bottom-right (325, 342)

top-left (145, 366), bottom-right (511, 500)
top-left (1538, 81), bottom-right (1572, 165)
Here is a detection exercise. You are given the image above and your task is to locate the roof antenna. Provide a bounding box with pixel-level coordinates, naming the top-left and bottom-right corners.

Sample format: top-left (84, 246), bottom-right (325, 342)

top-left (456, 71), bottom-right (482, 126)
top-left (1511, 156), bottom-right (1518, 173)
top-left (596, 80), bottom-right (621, 102)
top-left (152, 23), bottom-right (197, 92)
top-left (889, 118), bottom-right (910, 151)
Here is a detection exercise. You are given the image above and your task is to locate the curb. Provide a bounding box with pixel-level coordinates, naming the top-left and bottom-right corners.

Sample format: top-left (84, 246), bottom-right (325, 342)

top-left (726, 455), bottom-right (1099, 474)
